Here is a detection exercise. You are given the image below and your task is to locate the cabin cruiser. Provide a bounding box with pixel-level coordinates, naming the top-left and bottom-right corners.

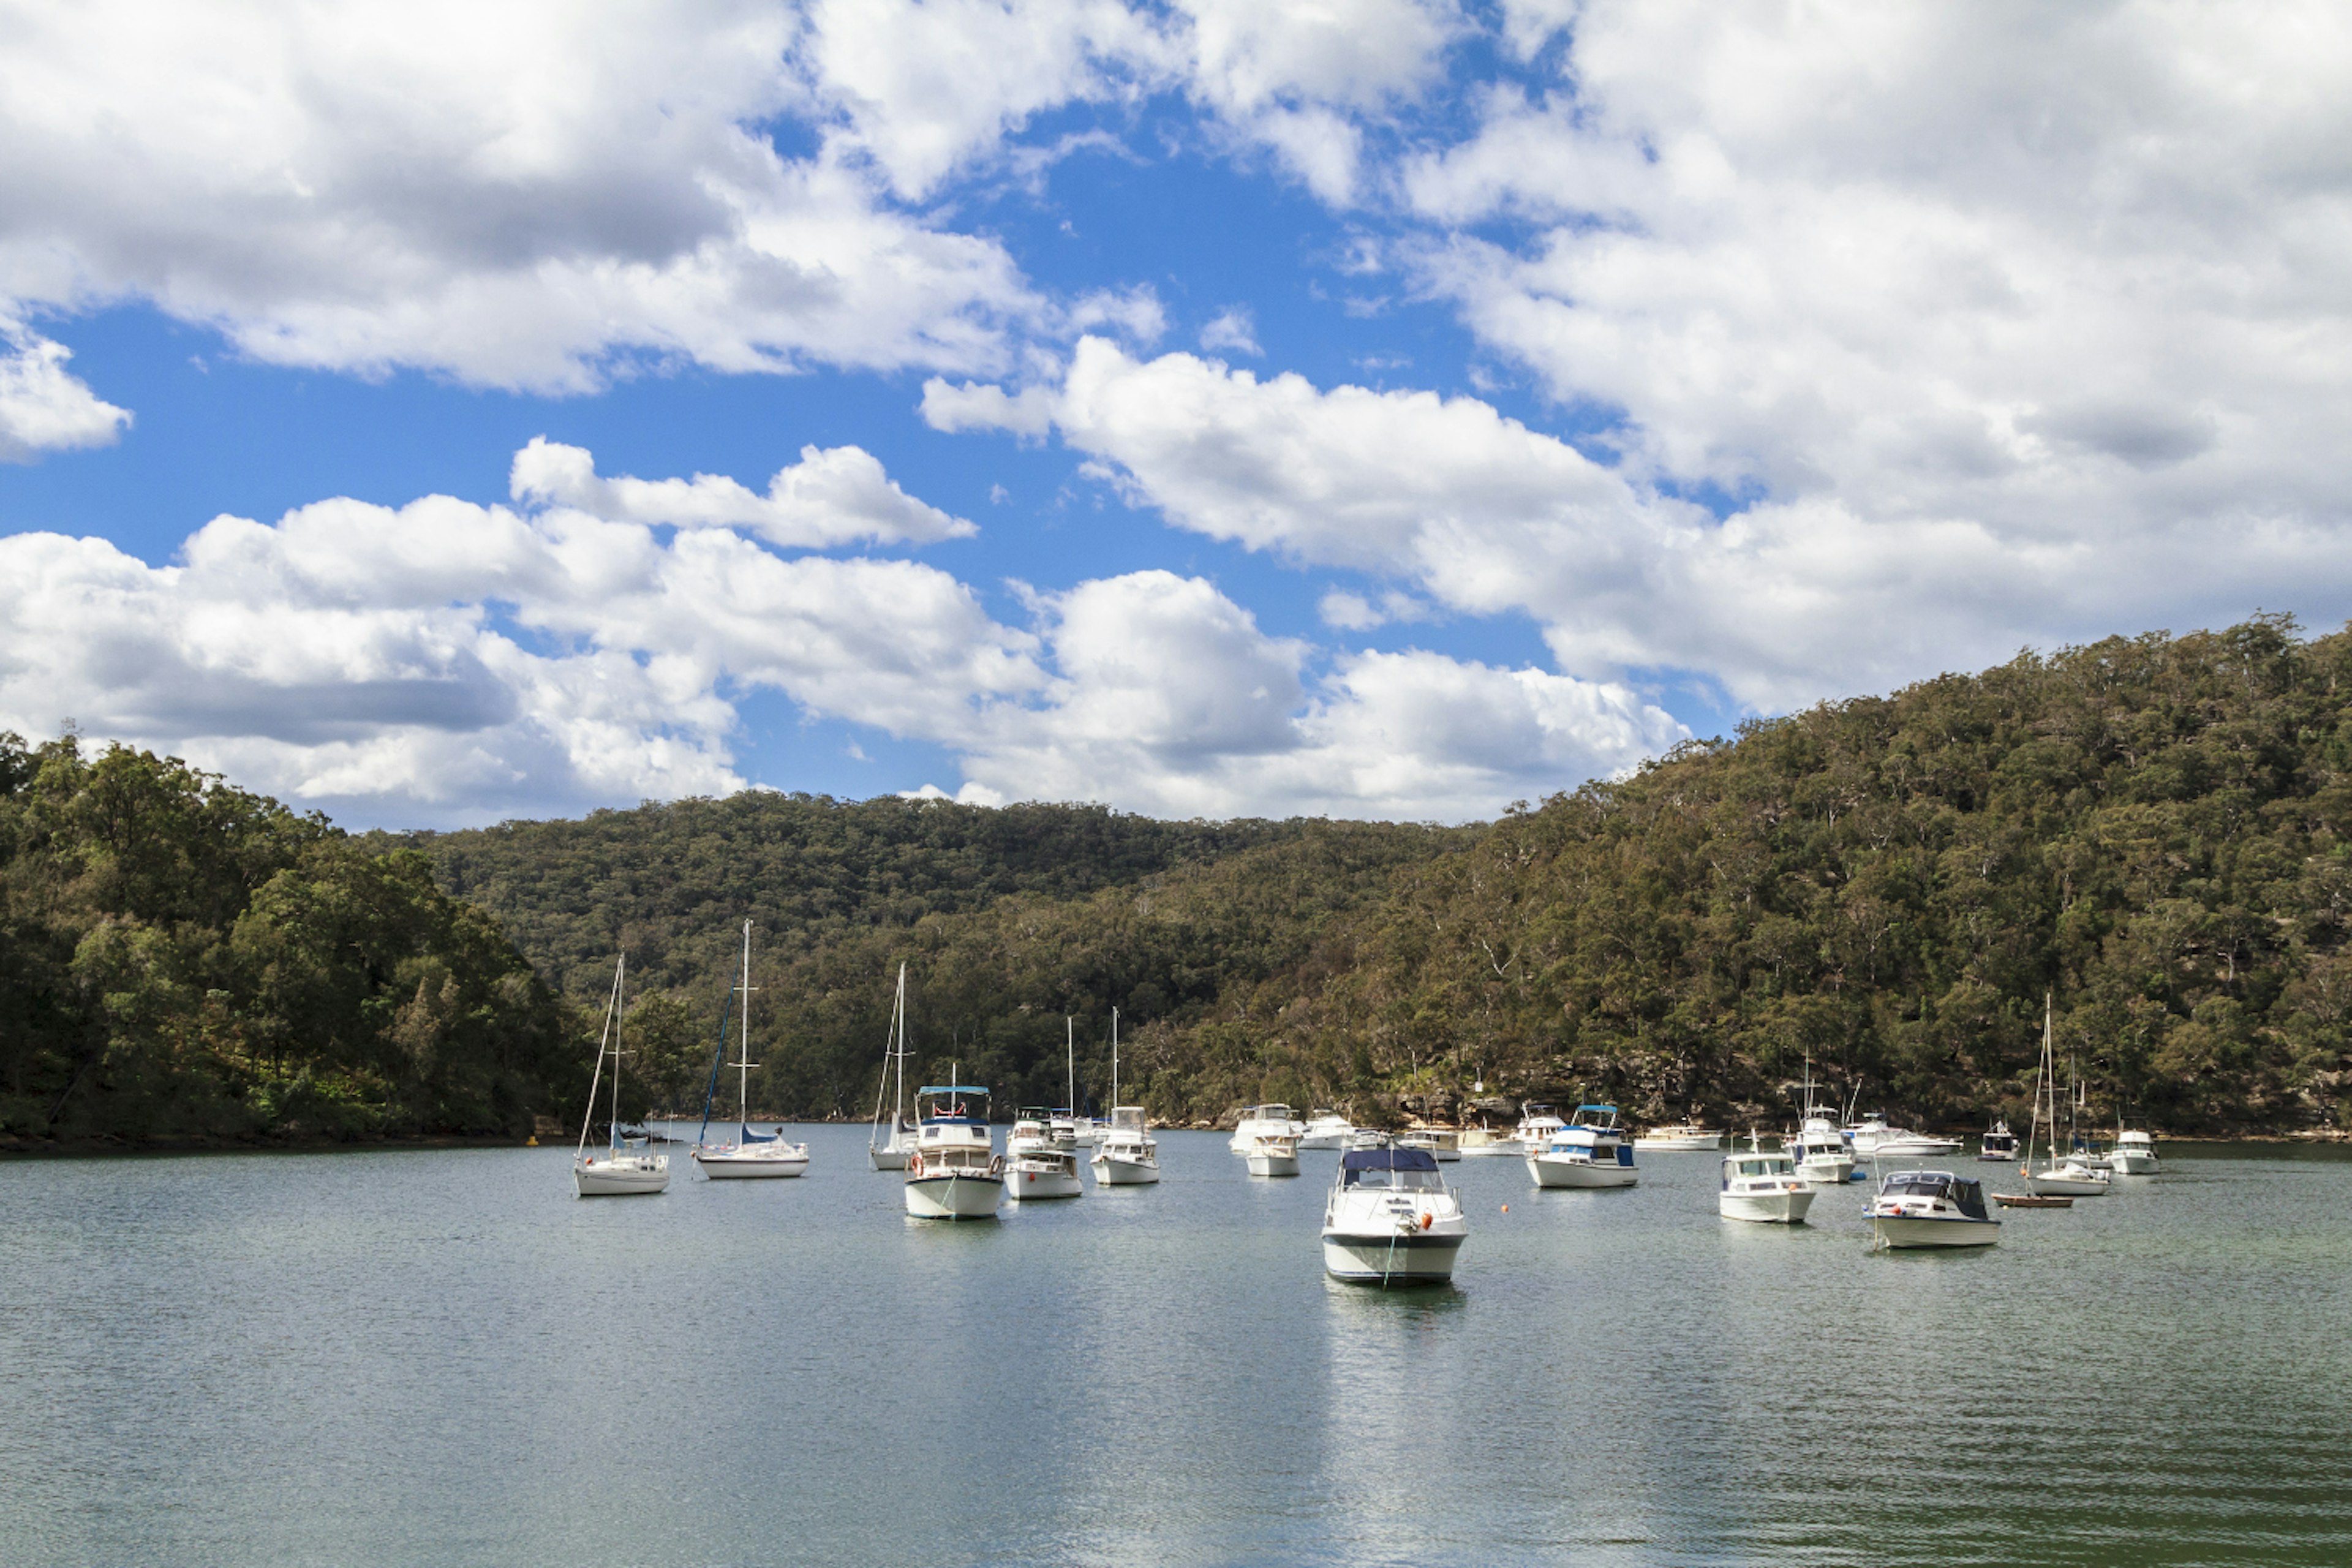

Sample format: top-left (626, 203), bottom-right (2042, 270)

top-left (1231, 1104), bottom-right (1305, 1153)
top-left (1785, 1116), bottom-right (1856, 1188)
top-left (1245, 1133), bottom-right (1300, 1177)
top-left (2107, 1128), bottom-right (2158, 1175)
top-left (904, 1085), bottom-right (1005, 1219)
top-left (1458, 1127), bottom-right (1523, 1156)
top-left (1510, 1102), bottom-right (1566, 1153)
top-left (1005, 1143), bottom-right (1085, 1200)
top-left (1526, 1104), bottom-right (1640, 1188)
top-left (1718, 1142), bottom-right (1814, 1223)
top-left (1092, 1106), bottom-right (1161, 1185)
top-left (1978, 1120), bottom-right (2020, 1162)
top-left (1321, 1140), bottom-right (1468, 1284)
top-left (1845, 1112), bottom-right (1962, 1158)
top-left (1398, 1128), bottom-right (1460, 1161)
top-left (1007, 1110), bottom-right (1057, 1156)
top-left (1047, 1108), bottom-right (1093, 1148)
top-left (1298, 1109), bottom-right (1354, 1150)
top-left (1634, 1123), bottom-right (1723, 1152)
top-left (1866, 1170), bottom-right (2001, 1248)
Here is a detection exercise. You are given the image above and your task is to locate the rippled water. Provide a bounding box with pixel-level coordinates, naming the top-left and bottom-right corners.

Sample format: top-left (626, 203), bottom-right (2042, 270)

top-left (4, 1129), bottom-right (2348, 1567)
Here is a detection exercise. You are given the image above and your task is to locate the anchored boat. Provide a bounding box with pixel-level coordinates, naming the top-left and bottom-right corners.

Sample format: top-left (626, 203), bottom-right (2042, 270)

top-left (1526, 1103), bottom-right (1640, 1188)
top-left (692, 921), bottom-right (810, 1180)
top-left (573, 954), bottom-right (669, 1197)
top-left (1867, 1170), bottom-right (2000, 1248)
top-left (866, 963), bottom-right (918, 1170)
top-left (1321, 1139), bottom-right (1468, 1284)
top-left (1245, 1133), bottom-right (1300, 1177)
top-left (904, 1084), bottom-right (1005, 1220)
top-left (1718, 1139), bottom-right (1814, 1223)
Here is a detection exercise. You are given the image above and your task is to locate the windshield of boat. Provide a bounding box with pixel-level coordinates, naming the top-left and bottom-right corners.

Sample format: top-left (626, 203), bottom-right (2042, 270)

top-left (1881, 1173), bottom-right (1989, 1217)
top-left (1340, 1148), bottom-right (1442, 1190)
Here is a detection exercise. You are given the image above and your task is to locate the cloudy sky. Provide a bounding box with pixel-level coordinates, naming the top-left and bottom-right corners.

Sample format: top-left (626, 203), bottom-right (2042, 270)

top-left (2, 1), bottom-right (2348, 828)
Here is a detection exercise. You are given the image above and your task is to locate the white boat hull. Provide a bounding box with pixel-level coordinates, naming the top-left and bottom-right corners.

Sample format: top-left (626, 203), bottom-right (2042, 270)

top-left (1635, 1134), bottom-right (1722, 1152)
top-left (1093, 1155), bottom-right (1159, 1185)
top-left (1872, 1136), bottom-right (1964, 1158)
top-left (1458, 1138), bottom-right (1523, 1158)
top-left (695, 1145), bottom-right (809, 1178)
top-left (1296, 1131), bottom-right (1347, 1151)
top-left (903, 1172), bottom-right (1005, 1219)
top-left (1871, 1213), bottom-right (2000, 1248)
top-left (1322, 1231), bottom-right (1464, 1283)
top-left (2108, 1150), bottom-right (2158, 1174)
top-left (574, 1156), bottom-right (669, 1196)
top-left (2026, 1170), bottom-right (2111, 1196)
top-left (1526, 1153), bottom-right (1638, 1188)
top-left (1797, 1156), bottom-right (1855, 1188)
top-left (1006, 1164), bottom-right (1084, 1200)
top-left (1720, 1188), bottom-right (1814, 1223)
top-left (1246, 1150), bottom-right (1300, 1177)
top-left (869, 1144), bottom-right (911, 1170)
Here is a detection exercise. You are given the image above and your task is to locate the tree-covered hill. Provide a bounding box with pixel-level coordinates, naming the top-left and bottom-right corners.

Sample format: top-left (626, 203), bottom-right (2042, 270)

top-left (0, 734), bottom-right (576, 1147)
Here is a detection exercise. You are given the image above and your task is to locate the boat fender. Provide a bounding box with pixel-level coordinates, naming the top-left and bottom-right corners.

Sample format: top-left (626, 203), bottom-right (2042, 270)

top-left (1420, 1211), bottom-right (1433, 1230)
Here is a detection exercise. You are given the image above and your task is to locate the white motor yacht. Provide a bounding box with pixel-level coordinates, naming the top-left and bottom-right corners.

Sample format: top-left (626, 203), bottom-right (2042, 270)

top-left (1718, 1142), bottom-right (1814, 1223)
top-left (692, 921), bottom-right (812, 1180)
top-left (1005, 1144), bottom-right (1085, 1200)
top-left (1634, 1123), bottom-right (1723, 1152)
top-left (1245, 1133), bottom-right (1300, 1177)
top-left (1298, 1109), bottom-right (1354, 1150)
top-left (903, 1084), bottom-right (1005, 1219)
top-left (573, 955), bottom-right (670, 1197)
top-left (1458, 1127), bottom-right (1524, 1157)
top-left (1397, 1128), bottom-right (1460, 1161)
top-left (1785, 1116), bottom-right (1856, 1188)
top-left (1526, 1104), bottom-right (1640, 1188)
top-left (1978, 1120), bottom-right (2021, 1163)
top-left (2107, 1128), bottom-right (2159, 1175)
top-left (1845, 1111), bottom-right (1963, 1159)
top-left (1321, 1139), bottom-right (1468, 1284)
top-left (1510, 1102), bottom-right (1566, 1152)
top-left (1231, 1103), bottom-right (1305, 1153)
top-left (1092, 1106), bottom-right (1161, 1185)
top-left (1867, 1170), bottom-right (2001, 1248)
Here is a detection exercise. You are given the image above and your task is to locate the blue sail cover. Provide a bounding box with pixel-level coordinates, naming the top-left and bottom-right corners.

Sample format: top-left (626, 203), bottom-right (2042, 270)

top-left (1340, 1147), bottom-right (1441, 1174)
top-left (738, 1124), bottom-right (776, 1143)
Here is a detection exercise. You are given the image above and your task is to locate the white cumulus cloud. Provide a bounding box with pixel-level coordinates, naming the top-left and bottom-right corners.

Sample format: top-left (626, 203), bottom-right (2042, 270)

top-left (0, 320), bottom-right (129, 461)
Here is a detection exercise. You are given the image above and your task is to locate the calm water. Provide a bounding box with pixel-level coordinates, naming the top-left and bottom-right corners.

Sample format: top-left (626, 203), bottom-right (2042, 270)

top-left (4, 1129), bottom-right (2349, 1567)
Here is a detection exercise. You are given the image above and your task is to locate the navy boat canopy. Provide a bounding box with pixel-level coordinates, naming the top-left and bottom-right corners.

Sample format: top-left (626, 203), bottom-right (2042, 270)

top-left (1340, 1147), bottom-right (1441, 1174)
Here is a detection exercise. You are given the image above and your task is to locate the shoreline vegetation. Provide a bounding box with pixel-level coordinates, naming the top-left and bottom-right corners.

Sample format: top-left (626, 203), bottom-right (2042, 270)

top-left (8, 616), bottom-right (2352, 1153)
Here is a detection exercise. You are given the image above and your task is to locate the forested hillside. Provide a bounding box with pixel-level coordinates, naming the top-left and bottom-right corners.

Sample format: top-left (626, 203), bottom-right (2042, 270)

top-left (16, 616), bottom-right (2352, 1149)
top-left (0, 734), bottom-right (575, 1147)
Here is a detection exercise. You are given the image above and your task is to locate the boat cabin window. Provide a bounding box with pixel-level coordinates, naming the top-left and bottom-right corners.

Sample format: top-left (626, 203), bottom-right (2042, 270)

top-left (1738, 1159), bottom-right (1766, 1177)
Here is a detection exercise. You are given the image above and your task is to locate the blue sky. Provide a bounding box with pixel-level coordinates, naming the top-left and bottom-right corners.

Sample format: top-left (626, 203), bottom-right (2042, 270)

top-left (2, 2), bottom-right (2346, 827)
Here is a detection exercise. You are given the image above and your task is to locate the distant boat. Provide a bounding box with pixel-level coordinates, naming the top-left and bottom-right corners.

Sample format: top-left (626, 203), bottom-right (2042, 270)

top-left (1509, 1102), bottom-right (1565, 1153)
top-left (1321, 1137), bottom-right (1467, 1284)
top-left (1298, 1109), bottom-right (1354, 1150)
top-left (1978, 1120), bottom-right (2020, 1162)
top-left (1718, 1138), bottom-right (1813, 1224)
top-left (692, 921), bottom-right (810, 1180)
top-left (1526, 1103), bottom-right (1639, 1188)
top-left (905, 1079), bottom-right (1005, 1220)
top-left (1397, 1128), bottom-right (1460, 1161)
top-left (1784, 1057), bottom-right (1854, 1188)
top-left (1245, 1133), bottom-right (1300, 1177)
top-left (573, 954), bottom-right (669, 1197)
top-left (2025, 997), bottom-right (2109, 1197)
top-left (2108, 1128), bottom-right (2160, 1175)
top-left (1634, 1123), bottom-right (1723, 1152)
top-left (1231, 1103), bottom-right (1305, 1153)
top-left (1867, 1170), bottom-right (2000, 1248)
top-left (867, 963), bottom-right (917, 1170)
top-left (1090, 1010), bottom-right (1159, 1185)
top-left (1005, 1107), bottom-right (1083, 1200)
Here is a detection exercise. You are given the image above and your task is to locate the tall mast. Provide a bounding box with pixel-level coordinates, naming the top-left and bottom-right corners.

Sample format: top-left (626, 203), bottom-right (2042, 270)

top-left (1067, 1016), bottom-right (1075, 1114)
top-left (609, 952), bottom-right (627, 1153)
top-left (895, 963), bottom-right (908, 1125)
top-left (733, 920), bottom-right (758, 1133)
top-left (1112, 1006), bottom-right (1120, 1109)
top-left (578, 955), bottom-right (623, 1163)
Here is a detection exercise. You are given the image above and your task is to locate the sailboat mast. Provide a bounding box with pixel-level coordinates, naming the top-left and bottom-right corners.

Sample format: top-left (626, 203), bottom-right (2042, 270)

top-left (1112, 1006), bottom-right (1120, 1109)
top-left (609, 952), bottom-right (627, 1153)
top-left (578, 956), bottom-right (623, 1161)
top-left (1067, 1016), bottom-right (1075, 1114)
top-left (736, 919), bottom-right (756, 1132)
top-left (895, 963), bottom-right (908, 1125)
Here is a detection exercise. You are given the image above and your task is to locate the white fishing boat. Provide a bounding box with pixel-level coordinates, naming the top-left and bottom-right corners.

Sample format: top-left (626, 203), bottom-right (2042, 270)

top-left (573, 954), bottom-right (670, 1197)
top-left (1094, 1106), bottom-right (1160, 1185)
top-left (1634, 1123), bottom-right (1723, 1152)
top-left (1867, 1169), bottom-right (2001, 1248)
top-left (1717, 1140), bottom-right (1814, 1223)
top-left (2024, 998), bottom-right (2109, 1197)
top-left (1245, 1133), bottom-right (1300, 1177)
top-left (1090, 1011), bottom-right (1159, 1185)
top-left (2107, 1128), bottom-right (2159, 1175)
top-left (1321, 1138), bottom-right (1468, 1284)
top-left (866, 963), bottom-right (918, 1170)
top-left (1231, 1103), bottom-right (1305, 1153)
top-left (692, 921), bottom-right (810, 1180)
top-left (904, 1082), bottom-right (1005, 1220)
top-left (1397, 1128), bottom-right (1460, 1161)
top-left (1526, 1104), bottom-right (1640, 1188)
top-left (1298, 1109), bottom-right (1354, 1150)
top-left (1978, 1120), bottom-right (2021, 1162)
top-left (1004, 1133), bottom-right (1085, 1200)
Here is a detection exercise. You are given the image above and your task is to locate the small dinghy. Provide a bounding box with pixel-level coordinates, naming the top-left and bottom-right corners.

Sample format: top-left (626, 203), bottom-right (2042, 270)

top-left (1993, 1191), bottom-right (2073, 1208)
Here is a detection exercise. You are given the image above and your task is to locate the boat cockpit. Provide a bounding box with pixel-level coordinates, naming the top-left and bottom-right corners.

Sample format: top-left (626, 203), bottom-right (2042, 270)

top-left (1877, 1172), bottom-right (1990, 1219)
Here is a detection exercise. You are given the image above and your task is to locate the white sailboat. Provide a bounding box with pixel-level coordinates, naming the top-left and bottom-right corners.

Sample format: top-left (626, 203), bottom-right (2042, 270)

top-left (1049, 1016), bottom-right (1099, 1148)
top-left (573, 955), bottom-right (669, 1197)
top-left (1090, 1009), bottom-right (1159, 1185)
top-left (2025, 995), bottom-right (2109, 1197)
top-left (867, 963), bottom-right (918, 1170)
top-left (692, 921), bottom-right (810, 1180)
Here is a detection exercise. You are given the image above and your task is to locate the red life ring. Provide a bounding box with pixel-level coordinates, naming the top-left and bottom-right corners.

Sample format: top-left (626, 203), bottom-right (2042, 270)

top-left (910, 1153), bottom-right (923, 1176)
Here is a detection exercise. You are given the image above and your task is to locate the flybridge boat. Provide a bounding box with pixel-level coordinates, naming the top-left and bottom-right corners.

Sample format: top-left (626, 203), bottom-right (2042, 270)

top-left (1845, 1112), bottom-right (1962, 1159)
top-left (1526, 1104), bottom-right (1640, 1188)
top-left (1093, 1107), bottom-right (1161, 1185)
top-left (692, 921), bottom-right (810, 1180)
top-left (1321, 1139), bottom-right (1468, 1284)
top-left (1867, 1170), bottom-right (2001, 1249)
top-left (573, 954), bottom-right (669, 1197)
top-left (904, 1084), bottom-right (1004, 1220)
top-left (1231, 1104), bottom-right (1306, 1153)
top-left (1785, 1117), bottom-right (1856, 1188)
top-left (1634, 1123), bottom-right (1724, 1152)
top-left (1719, 1140), bottom-right (1814, 1223)
top-left (1298, 1109), bottom-right (1354, 1150)
top-left (1005, 1107), bottom-right (1083, 1199)
top-left (1510, 1102), bottom-right (1566, 1152)
top-left (2107, 1128), bottom-right (2159, 1175)
top-left (1979, 1120), bottom-right (2021, 1162)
